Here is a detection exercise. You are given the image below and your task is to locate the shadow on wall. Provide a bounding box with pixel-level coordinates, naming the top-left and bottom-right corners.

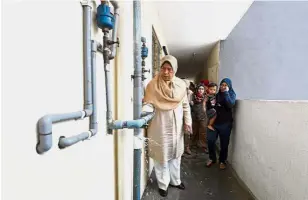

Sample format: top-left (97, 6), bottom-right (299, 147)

top-left (194, 41), bottom-right (220, 84)
top-left (228, 100), bottom-right (308, 200)
top-left (219, 1), bottom-right (308, 100)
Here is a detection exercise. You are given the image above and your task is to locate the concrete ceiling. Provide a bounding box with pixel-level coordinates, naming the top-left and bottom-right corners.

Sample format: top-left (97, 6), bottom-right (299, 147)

top-left (154, 0), bottom-right (253, 78)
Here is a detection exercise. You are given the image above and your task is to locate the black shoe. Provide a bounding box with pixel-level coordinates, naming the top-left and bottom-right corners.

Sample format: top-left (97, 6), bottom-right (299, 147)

top-left (158, 188), bottom-right (168, 197)
top-left (169, 182), bottom-right (185, 190)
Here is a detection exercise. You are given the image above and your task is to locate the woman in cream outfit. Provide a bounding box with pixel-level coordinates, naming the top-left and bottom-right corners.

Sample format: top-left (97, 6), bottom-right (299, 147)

top-left (143, 55), bottom-right (192, 197)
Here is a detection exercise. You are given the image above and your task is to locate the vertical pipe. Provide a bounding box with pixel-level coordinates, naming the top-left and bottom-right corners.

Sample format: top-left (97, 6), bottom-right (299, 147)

top-left (133, 1), bottom-right (142, 200)
top-left (83, 3), bottom-right (93, 111)
top-left (57, 39), bottom-right (99, 149)
top-left (109, 1), bottom-right (120, 59)
top-left (102, 31), bottom-right (113, 134)
top-left (104, 61), bottom-right (113, 134)
top-left (91, 40), bottom-right (98, 132)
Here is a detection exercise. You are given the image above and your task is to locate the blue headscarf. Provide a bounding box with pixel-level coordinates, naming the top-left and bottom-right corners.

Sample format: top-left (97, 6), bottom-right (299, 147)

top-left (220, 78), bottom-right (235, 96)
top-left (217, 78), bottom-right (236, 103)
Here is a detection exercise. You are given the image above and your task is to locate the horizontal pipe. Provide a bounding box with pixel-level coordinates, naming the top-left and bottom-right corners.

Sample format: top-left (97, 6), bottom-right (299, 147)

top-left (109, 112), bottom-right (155, 130)
top-left (58, 130), bottom-right (96, 149)
top-left (36, 110), bottom-right (91, 154)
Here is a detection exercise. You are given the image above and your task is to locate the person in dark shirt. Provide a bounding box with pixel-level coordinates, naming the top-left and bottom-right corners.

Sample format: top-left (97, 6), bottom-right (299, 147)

top-left (206, 83), bottom-right (218, 131)
top-left (191, 84), bottom-right (208, 153)
top-left (206, 78), bottom-right (236, 170)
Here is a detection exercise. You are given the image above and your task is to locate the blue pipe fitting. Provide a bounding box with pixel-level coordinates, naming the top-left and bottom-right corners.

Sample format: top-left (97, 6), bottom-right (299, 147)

top-left (109, 112), bottom-right (155, 130)
top-left (141, 46), bottom-right (148, 58)
top-left (141, 37), bottom-right (148, 59)
top-left (96, 3), bottom-right (114, 30)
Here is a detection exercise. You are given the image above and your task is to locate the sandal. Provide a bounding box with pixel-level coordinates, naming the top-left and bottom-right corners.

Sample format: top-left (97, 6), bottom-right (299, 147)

top-left (206, 160), bottom-right (216, 168)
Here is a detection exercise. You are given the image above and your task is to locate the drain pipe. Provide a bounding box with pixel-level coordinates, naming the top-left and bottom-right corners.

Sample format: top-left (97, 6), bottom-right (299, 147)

top-left (36, 2), bottom-right (95, 154)
top-left (58, 40), bottom-right (99, 149)
top-left (132, 1), bottom-right (143, 200)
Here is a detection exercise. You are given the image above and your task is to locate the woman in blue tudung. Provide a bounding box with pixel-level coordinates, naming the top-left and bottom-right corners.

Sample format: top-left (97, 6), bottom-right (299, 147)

top-left (206, 78), bottom-right (236, 170)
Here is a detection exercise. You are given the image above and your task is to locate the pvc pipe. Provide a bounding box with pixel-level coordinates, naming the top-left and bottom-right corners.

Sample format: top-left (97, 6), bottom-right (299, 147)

top-left (133, 1), bottom-right (142, 200)
top-left (133, 149), bottom-right (142, 200)
top-left (37, 3), bottom-right (97, 154)
top-left (133, 0), bottom-right (142, 136)
top-left (90, 40), bottom-right (98, 131)
top-left (58, 131), bottom-right (92, 149)
top-left (82, 2), bottom-right (93, 110)
top-left (36, 111), bottom-right (87, 154)
top-left (109, 1), bottom-right (119, 60)
top-left (104, 62), bottom-right (113, 134)
top-left (58, 40), bottom-right (99, 149)
top-left (109, 112), bottom-right (154, 129)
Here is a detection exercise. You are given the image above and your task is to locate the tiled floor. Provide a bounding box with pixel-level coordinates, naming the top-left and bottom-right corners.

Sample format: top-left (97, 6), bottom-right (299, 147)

top-left (141, 148), bottom-right (254, 200)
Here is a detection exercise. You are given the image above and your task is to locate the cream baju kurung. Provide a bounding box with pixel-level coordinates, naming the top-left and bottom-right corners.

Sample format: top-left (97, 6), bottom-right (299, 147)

top-left (143, 55), bottom-right (192, 191)
top-left (147, 94), bottom-right (192, 190)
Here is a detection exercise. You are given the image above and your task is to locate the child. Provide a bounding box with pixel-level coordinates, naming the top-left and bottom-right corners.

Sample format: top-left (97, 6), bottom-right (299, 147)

top-left (206, 83), bottom-right (218, 131)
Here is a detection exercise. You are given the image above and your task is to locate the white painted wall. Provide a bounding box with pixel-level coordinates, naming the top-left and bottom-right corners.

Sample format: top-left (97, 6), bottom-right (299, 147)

top-left (229, 100), bottom-right (308, 200)
top-left (2, 1), bottom-right (167, 200)
top-left (140, 1), bottom-right (168, 195)
top-left (114, 2), bottom-right (134, 200)
top-left (112, 1), bottom-right (169, 199)
top-left (2, 1), bottom-right (115, 200)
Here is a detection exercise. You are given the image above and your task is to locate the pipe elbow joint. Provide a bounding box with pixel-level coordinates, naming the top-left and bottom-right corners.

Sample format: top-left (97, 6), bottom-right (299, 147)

top-left (36, 115), bottom-right (53, 154)
top-left (108, 120), bottom-right (118, 129)
top-left (90, 129), bottom-right (97, 137)
top-left (58, 136), bottom-right (68, 149)
top-left (84, 109), bottom-right (93, 117)
top-left (38, 115), bottom-right (52, 133)
top-left (135, 119), bottom-right (145, 128)
top-left (36, 139), bottom-right (52, 154)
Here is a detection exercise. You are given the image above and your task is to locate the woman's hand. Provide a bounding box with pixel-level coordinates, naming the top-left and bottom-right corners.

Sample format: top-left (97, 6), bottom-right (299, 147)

top-left (184, 124), bottom-right (192, 135)
top-left (221, 86), bottom-right (229, 92)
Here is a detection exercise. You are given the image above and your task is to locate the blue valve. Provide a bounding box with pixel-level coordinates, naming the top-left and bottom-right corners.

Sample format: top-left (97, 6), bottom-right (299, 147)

top-left (96, 3), bottom-right (114, 30)
top-left (141, 37), bottom-right (148, 58)
top-left (141, 46), bottom-right (148, 58)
